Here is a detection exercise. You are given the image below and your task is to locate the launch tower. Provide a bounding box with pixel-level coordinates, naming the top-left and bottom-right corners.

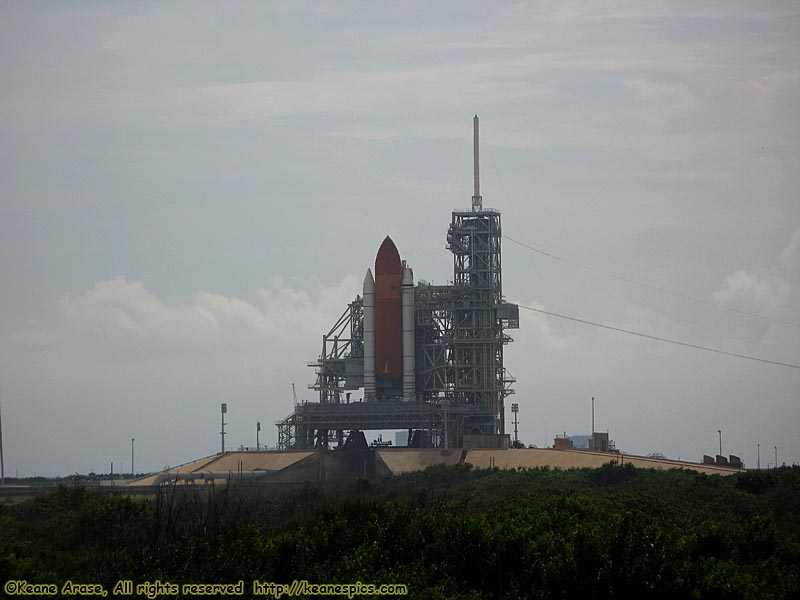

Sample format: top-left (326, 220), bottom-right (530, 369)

top-left (277, 117), bottom-right (518, 449)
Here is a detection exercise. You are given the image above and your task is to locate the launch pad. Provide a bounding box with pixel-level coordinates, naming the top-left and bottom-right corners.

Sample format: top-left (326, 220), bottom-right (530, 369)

top-left (277, 117), bottom-right (519, 449)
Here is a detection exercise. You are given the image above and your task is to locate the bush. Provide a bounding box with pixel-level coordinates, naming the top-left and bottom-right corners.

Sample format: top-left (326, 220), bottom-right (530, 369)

top-left (0, 466), bottom-right (798, 599)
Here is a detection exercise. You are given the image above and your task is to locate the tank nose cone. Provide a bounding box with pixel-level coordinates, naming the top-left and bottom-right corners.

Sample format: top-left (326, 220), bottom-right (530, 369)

top-left (376, 236), bottom-right (401, 275)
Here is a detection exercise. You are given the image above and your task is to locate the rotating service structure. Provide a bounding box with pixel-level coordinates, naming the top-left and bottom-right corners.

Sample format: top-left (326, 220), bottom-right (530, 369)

top-left (277, 117), bottom-right (519, 449)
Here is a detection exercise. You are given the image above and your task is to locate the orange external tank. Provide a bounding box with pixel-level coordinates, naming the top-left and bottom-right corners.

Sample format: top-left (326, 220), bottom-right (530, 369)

top-left (374, 236), bottom-right (403, 380)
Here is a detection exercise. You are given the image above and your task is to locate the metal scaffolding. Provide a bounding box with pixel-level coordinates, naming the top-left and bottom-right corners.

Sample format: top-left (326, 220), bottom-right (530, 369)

top-left (276, 118), bottom-right (517, 450)
top-left (277, 207), bottom-right (518, 450)
top-left (308, 297), bottom-right (364, 404)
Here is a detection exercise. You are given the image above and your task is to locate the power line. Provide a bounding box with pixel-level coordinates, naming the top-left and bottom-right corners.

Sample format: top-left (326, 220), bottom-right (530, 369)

top-left (516, 303), bottom-right (800, 370)
top-left (504, 234), bottom-right (800, 328)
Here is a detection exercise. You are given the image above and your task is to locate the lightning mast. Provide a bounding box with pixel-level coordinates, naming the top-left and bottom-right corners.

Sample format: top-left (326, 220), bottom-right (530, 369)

top-left (472, 115), bottom-right (482, 211)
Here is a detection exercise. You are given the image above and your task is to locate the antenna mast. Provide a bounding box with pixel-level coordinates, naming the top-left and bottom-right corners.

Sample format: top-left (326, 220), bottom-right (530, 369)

top-left (472, 115), bottom-right (482, 211)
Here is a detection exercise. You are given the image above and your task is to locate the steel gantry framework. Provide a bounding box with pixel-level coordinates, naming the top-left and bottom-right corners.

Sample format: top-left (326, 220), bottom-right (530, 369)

top-left (308, 297), bottom-right (364, 404)
top-left (442, 208), bottom-right (517, 437)
top-left (276, 117), bottom-right (518, 449)
top-left (276, 207), bottom-right (518, 450)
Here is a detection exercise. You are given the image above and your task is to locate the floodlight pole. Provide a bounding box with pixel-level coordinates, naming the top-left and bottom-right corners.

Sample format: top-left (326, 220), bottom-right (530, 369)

top-left (511, 403), bottom-right (519, 444)
top-left (757, 443), bottom-right (760, 470)
top-left (220, 403), bottom-right (227, 454)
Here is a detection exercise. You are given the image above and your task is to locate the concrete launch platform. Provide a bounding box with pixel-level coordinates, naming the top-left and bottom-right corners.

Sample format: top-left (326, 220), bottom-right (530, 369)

top-left (129, 450), bottom-right (317, 486)
top-left (464, 448), bottom-right (742, 476)
top-left (376, 448), bottom-right (463, 475)
top-left (128, 446), bottom-right (742, 487)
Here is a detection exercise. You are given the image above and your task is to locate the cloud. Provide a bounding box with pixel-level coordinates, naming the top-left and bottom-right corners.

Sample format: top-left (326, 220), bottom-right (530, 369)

top-left (198, 62), bottom-right (545, 123)
top-left (780, 229), bottom-right (800, 271)
top-left (749, 71), bottom-right (800, 97)
top-left (623, 79), bottom-right (697, 112)
top-left (517, 301), bottom-right (582, 350)
top-left (713, 230), bottom-right (800, 318)
top-left (1, 0), bottom-right (799, 475)
top-left (713, 271), bottom-right (791, 315)
top-left (0, 274), bottom-right (366, 473)
top-left (18, 275), bottom-right (361, 360)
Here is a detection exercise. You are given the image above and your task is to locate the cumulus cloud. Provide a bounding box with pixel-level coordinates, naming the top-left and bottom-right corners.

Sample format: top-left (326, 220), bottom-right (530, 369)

top-left (712, 270), bottom-right (791, 315)
top-left (749, 71), bottom-right (800, 97)
top-left (713, 230), bottom-right (800, 318)
top-left (15, 275), bottom-right (360, 360)
top-left (0, 275), bottom-right (366, 473)
top-left (517, 301), bottom-right (582, 350)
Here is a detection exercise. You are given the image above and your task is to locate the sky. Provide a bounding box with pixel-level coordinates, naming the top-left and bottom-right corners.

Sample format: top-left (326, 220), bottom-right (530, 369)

top-left (1, 1), bottom-right (798, 476)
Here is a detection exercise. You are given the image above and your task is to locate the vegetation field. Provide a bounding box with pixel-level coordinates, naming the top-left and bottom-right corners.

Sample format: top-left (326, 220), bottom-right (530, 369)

top-left (1, 463), bottom-right (798, 599)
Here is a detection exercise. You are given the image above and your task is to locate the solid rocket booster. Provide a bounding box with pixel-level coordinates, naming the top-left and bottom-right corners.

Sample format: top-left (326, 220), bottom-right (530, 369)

top-left (401, 264), bottom-right (415, 401)
top-left (374, 236), bottom-right (403, 381)
top-left (362, 268), bottom-right (376, 401)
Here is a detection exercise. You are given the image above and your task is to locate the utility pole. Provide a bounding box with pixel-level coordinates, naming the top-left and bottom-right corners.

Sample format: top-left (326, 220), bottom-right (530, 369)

top-left (775, 445), bottom-right (778, 468)
top-left (256, 421), bottom-right (261, 450)
top-left (220, 403), bottom-right (227, 454)
top-left (511, 403), bottom-right (519, 445)
top-left (718, 429), bottom-right (722, 458)
top-left (0, 394), bottom-right (5, 485)
top-left (757, 443), bottom-right (760, 470)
